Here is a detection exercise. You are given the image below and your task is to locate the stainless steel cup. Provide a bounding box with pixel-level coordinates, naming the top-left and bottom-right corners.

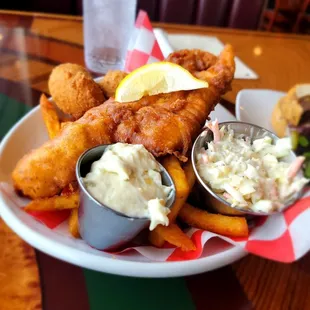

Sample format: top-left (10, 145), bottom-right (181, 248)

top-left (76, 144), bottom-right (176, 250)
top-left (191, 121), bottom-right (304, 216)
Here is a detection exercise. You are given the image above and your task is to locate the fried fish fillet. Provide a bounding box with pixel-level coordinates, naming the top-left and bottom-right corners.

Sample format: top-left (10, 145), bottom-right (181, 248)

top-left (12, 45), bottom-right (235, 199)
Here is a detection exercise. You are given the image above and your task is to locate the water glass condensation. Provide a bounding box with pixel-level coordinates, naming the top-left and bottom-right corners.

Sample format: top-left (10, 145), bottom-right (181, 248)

top-left (83, 0), bottom-right (137, 73)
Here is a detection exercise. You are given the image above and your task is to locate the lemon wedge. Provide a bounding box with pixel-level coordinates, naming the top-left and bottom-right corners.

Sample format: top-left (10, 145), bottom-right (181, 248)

top-left (115, 62), bottom-right (208, 102)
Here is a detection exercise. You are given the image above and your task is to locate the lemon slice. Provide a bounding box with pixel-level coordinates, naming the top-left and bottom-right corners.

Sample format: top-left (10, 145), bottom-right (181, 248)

top-left (115, 62), bottom-right (208, 102)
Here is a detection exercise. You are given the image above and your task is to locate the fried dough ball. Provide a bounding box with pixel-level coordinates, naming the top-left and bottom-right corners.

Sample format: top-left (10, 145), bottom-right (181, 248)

top-left (98, 70), bottom-right (127, 98)
top-left (271, 85), bottom-right (306, 137)
top-left (271, 99), bottom-right (288, 138)
top-left (48, 63), bottom-right (105, 119)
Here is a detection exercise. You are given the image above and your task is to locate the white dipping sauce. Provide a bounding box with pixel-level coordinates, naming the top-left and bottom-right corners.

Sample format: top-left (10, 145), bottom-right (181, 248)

top-left (83, 143), bottom-right (172, 230)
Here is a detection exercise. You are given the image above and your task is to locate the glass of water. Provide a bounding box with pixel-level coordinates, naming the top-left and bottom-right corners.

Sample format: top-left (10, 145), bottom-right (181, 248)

top-left (83, 0), bottom-right (137, 73)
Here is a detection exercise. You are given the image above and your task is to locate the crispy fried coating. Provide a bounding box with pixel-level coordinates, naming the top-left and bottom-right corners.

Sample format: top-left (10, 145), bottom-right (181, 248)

top-left (48, 63), bottom-right (105, 119)
top-left (12, 46), bottom-right (235, 199)
top-left (167, 49), bottom-right (217, 74)
top-left (98, 70), bottom-right (128, 98)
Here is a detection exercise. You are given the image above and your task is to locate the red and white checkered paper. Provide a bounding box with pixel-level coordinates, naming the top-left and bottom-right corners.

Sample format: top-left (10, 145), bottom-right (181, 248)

top-left (2, 11), bottom-right (309, 264)
top-left (124, 10), bottom-right (164, 72)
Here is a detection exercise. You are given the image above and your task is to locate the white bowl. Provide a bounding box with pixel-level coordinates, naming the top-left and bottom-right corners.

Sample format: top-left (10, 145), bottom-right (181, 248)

top-left (236, 89), bottom-right (285, 132)
top-left (0, 103), bottom-right (246, 278)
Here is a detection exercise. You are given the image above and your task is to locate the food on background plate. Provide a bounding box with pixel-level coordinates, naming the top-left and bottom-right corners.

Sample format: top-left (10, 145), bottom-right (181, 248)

top-left (48, 63), bottom-right (105, 119)
top-left (271, 84), bottom-right (310, 138)
top-left (271, 84), bottom-right (310, 177)
top-left (12, 45), bottom-right (235, 199)
top-left (83, 143), bottom-right (173, 230)
top-left (15, 46), bottom-right (247, 251)
top-left (196, 122), bottom-right (308, 213)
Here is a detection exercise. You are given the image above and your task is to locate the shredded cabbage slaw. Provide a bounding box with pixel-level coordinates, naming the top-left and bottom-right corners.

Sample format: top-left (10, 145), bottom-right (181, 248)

top-left (197, 122), bottom-right (308, 213)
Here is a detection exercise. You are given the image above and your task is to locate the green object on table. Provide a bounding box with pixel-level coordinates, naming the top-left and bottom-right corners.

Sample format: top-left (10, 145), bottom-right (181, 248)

top-left (298, 135), bottom-right (309, 148)
top-left (304, 161), bottom-right (310, 179)
top-left (291, 131), bottom-right (299, 150)
top-left (83, 269), bottom-right (195, 310)
top-left (0, 94), bottom-right (31, 139)
top-left (304, 152), bottom-right (310, 159)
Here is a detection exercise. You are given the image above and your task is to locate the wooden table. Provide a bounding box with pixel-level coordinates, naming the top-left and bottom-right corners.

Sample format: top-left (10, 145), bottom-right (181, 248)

top-left (0, 10), bottom-right (309, 310)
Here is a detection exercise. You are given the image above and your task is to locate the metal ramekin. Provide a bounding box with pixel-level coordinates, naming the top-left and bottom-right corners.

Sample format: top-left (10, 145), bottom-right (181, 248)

top-left (191, 121), bottom-right (303, 216)
top-left (76, 144), bottom-right (176, 250)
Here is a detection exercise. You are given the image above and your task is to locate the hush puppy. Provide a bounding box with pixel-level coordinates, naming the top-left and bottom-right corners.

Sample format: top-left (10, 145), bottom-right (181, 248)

top-left (48, 63), bottom-right (105, 119)
top-left (98, 70), bottom-right (127, 98)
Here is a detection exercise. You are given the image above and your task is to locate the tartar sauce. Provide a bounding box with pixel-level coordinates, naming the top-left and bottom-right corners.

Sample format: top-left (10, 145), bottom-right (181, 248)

top-left (83, 143), bottom-right (172, 230)
top-left (197, 122), bottom-right (308, 212)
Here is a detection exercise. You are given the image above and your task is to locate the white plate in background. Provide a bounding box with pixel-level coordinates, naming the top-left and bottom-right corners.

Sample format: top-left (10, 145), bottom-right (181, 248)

top-left (236, 89), bottom-right (285, 132)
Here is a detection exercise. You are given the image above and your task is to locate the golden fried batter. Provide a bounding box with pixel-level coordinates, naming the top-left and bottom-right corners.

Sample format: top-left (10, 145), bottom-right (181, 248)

top-left (98, 70), bottom-right (128, 98)
top-left (12, 46), bottom-right (235, 199)
top-left (48, 63), bottom-right (105, 119)
top-left (167, 49), bottom-right (217, 74)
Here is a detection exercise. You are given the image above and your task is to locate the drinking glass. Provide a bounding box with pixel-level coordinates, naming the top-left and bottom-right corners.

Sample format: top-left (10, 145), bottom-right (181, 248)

top-left (83, 0), bottom-right (137, 73)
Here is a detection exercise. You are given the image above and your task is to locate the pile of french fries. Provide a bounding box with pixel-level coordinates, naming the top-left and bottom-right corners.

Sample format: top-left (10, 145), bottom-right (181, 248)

top-left (25, 94), bottom-right (249, 250)
top-left (149, 156), bottom-right (248, 251)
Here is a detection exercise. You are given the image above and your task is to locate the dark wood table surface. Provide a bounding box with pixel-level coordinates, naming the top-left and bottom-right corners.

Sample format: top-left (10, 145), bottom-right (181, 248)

top-left (0, 9), bottom-right (309, 310)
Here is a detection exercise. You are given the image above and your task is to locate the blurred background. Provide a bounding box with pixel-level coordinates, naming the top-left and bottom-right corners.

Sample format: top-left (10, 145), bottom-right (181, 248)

top-left (0, 0), bottom-right (309, 34)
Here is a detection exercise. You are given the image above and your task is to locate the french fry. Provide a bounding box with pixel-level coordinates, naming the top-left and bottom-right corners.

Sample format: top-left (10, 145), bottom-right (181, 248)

top-left (68, 209), bottom-right (80, 238)
top-left (163, 156), bottom-right (190, 222)
top-left (183, 159), bottom-right (196, 189)
top-left (24, 192), bottom-right (79, 212)
top-left (179, 203), bottom-right (249, 237)
top-left (153, 224), bottom-right (196, 251)
top-left (148, 228), bottom-right (166, 248)
top-left (149, 157), bottom-right (196, 248)
top-left (40, 94), bottom-right (61, 139)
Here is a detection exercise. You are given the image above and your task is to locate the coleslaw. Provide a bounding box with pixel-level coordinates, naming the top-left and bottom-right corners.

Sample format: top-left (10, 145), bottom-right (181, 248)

top-left (197, 121), bottom-right (308, 212)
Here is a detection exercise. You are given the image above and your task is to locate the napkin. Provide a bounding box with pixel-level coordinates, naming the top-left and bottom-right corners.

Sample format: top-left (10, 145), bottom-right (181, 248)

top-left (1, 11), bottom-right (308, 264)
